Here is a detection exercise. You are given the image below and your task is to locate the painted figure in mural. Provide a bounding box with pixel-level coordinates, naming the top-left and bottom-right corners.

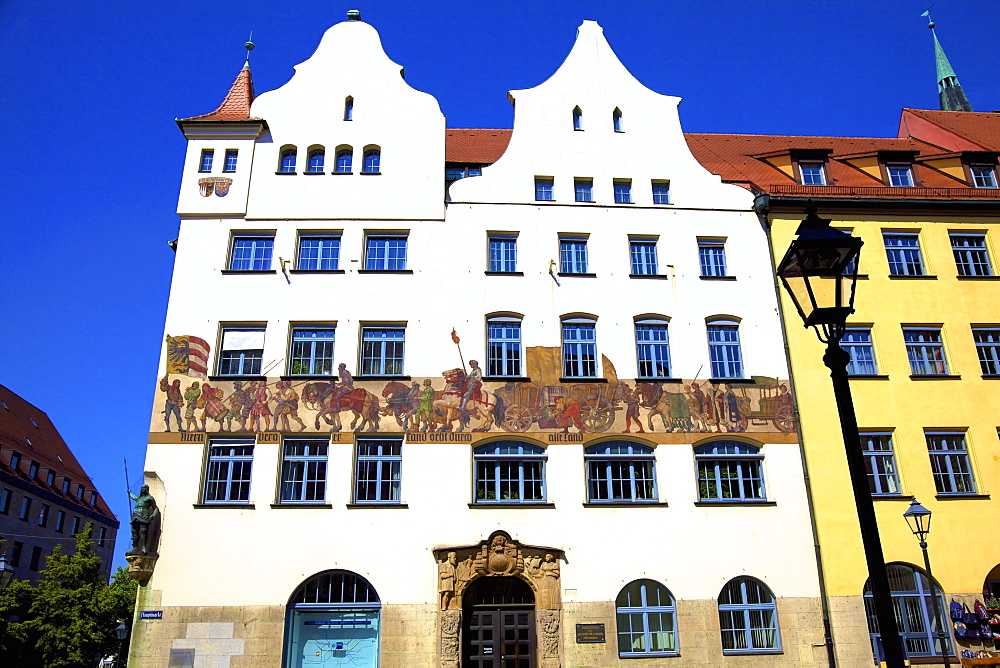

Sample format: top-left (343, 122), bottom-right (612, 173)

top-left (159, 376), bottom-right (185, 432)
top-left (715, 383), bottom-right (743, 432)
top-left (417, 379), bottom-right (435, 432)
top-left (439, 551), bottom-right (457, 610)
top-left (776, 384), bottom-right (793, 411)
top-left (248, 380), bottom-right (272, 432)
top-left (127, 484), bottom-right (161, 556)
top-left (223, 381), bottom-right (250, 432)
top-left (620, 383), bottom-right (645, 433)
top-left (379, 381), bottom-right (420, 430)
top-left (683, 385), bottom-right (710, 432)
top-left (433, 369), bottom-right (497, 432)
top-left (183, 381), bottom-right (201, 432)
top-left (305, 380), bottom-right (381, 432)
top-left (553, 395), bottom-right (585, 433)
top-left (460, 360), bottom-right (483, 410)
top-left (332, 362), bottom-right (354, 411)
top-left (274, 381), bottom-right (306, 432)
top-left (199, 383), bottom-right (229, 432)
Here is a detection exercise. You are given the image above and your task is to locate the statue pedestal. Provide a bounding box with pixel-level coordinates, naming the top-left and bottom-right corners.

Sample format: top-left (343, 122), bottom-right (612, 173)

top-left (126, 553), bottom-right (159, 583)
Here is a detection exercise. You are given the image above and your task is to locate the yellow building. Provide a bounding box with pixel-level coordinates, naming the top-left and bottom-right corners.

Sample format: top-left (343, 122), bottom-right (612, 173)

top-left (688, 109), bottom-right (1000, 665)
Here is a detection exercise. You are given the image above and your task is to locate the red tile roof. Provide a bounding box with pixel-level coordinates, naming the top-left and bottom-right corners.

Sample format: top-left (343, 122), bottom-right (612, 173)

top-left (181, 64), bottom-right (260, 122)
top-left (446, 129), bottom-right (512, 163)
top-left (899, 108), bottom-right (1000, 152)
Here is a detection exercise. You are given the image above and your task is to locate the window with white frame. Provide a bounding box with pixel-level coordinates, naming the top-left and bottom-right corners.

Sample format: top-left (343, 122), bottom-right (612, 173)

top-left (925, 432), bottom-right (976, 494)
top-left (698, 239), bottom-right (728, 277)
top-left (280, 440), bottom-right (328, 503)
top-left (473, 441), bottom-right (545, 504)
top-left (218, 326), bottom-right (265, 376)
top-left (585, 442), bottom-right (656, 503)
top-left (971, 164), bottom-right (998, 189)
top-left (204, 438), bottom-right (254, 503)
top-left (297, 235), bottom-right (341, 271)
top-left (487, 317), bottom-right (522, 377)
top-left (635, 319), bottom-right (670, 379)
top-left (361, 326), bottom-right (405, 376)
top-left (630, 239), bottom-right (658, 275)
top-left (335, 148), bottom-right (353, 173)
top-left (973, 327), bottom-right (1000, 375)
top-left (289, 328), bottom-right (335, 376)
top-left (199, 149), bottom-right (214, 172)
top-left (559, 237), bottom-right (589, 274)
top-left (861, 433), bottom-right (900, 495)
top-left (798, 161), bottom-right (826, 186)
top-left (865, 564), bottom-right (952, 658)
top-left (535, 177), bottom-right (554, 201)
top-left (842, 327), bottom-right (878, 375)
top-left (883, 233), bottom-right (926, 276)
top-left (651, 181), bottom-right (670, 204)
top-left (950, 233), bottom-right (993, 276)
top-left (616, 580), bottom-right (678, 657)
top-left (365, 235), bottom-right (407, 271)
top-left (707, 320), bottom-right (744, 379)
top-left (696, 441), bottom-right (765, 501)
top-left (903, 327), bottom-right (948, 375)
top-left (887, 163), bottom-right (914, 187)
top-left (229, 235), bottom-right (274, 271)
top-left (354, 438), bottom-right (401, 503)
top-left (718, 577), bottom-right (781, 653)
top-left (574, 179), bottom-right (593, 203)
top-left (562, 318), bottom-right (597, 378)
top-left (279, 147), bottom-right (297, 173)
top-left (614, 180), bottom-right (632, 204)
top-left (488, 235), bottom-right (517, 272)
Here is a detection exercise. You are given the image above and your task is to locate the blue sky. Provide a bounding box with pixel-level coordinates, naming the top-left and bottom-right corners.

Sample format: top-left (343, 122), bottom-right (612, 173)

top-left (1, 0), bottom-right (997, 573)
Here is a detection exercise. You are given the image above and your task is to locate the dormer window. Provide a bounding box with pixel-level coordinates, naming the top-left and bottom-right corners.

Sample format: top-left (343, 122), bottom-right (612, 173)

top-left (798, 161), bottom-right (826, 186)
top-left (971, 164), bottom-right (998, 189)
top-left (573, 107), bottom-right (583, 131)
top-left (613, 108), bottom-right (623, 133)
top-left (886, 163), bottom-right (914, 187)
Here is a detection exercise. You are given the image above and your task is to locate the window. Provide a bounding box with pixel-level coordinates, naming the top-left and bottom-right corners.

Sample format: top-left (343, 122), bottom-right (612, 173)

top-left (487, 317), bottom-right (522, 377)
top-left (62, 477), bottom-right (70, 493)
top-left (861, 433), bottom-right (900, 495)
top-left (562, 318), bottom-right (597, 378)
top-left (559, 237), bottom-right (589, 274)
top-left (616, 580), bottom-right (677, 657)
top-left (0, 488), bottom-right (10, 513)
top-left (971, 164), bottom-right (998, 189)
top-left (572, 106), bottom-right (583, 130)
top-left (290, 328), bottom-right (335, 376)
top-left (696, 441), bottom-right (765, 501)
top-left (297, 235), bottom-right (341, 271)
top-left (630, 240), bottom-right (658, 276)
top-left (473, 441), bottom-right (545, 504)
top-left (204, 438), bottom-right (254, 503)
top-left (76, 485), bottom-right (84, 500)
top-left (535, 177), bottom-right (554, 201)
top-left (89, 491), bottom-right (97, 506)
top-left (10, 451), bottom-right (21, 472)
top-left (55, 510), bottom-right (65, 532)
top-left (883, 233), bottom-right (925, 276)
top-left (446, 165), bottom-right (482, 182)
top-left (365, 235), bottom-right (407, 271)
top-left (344, 96), bottom-right (353, 121)
top-left (707, 320), bottom-right (744, 379)
top-left (887, 163), bottom-right (913, 187)
top-left (798, 161), bottom-right (826, 185)
top-left (973, 328), bottom-right (1000, 375)
top-left (361, 327), bottom-right (405, 376)
top-left (279, 147), bottom-right (297, 173)
top-left (903, 327), bottom-right (948, 375)
top-left (635, 319), bottom-right (670, 379)
top-left (45, 469), bottom-right (55, 486)
top-left (651, 181), bottom-right (670, 204)
top-left (612, 108), bottom-right (623, 133)
top-left (335, 148), bottom-right (353, 173)
top-left (70, 516), bottom-right (81, 536)
top-left (842, 327), bottom-right (878, 375)
top-left (229, 235), bottom-right (273, 271)
top-left (865, 565), bottom-right (951, 658)
top-left (29, 546), bottom-right (41, 572)
top-left (614, 180), bottom-right (632, 204)
top-left (199, 149), bottom-right (214, 172)
top-left (38, 503), bottom-right (49, 527)
top-left (354, 438), bottom-right (401, 503)
top-left (280, 440), bottom-right (328, 503)
top-left (488, 236), bottom-right (517, 272)
top-left (574, 179), bottom-right (593, 202)
top-left (98, 526), bottom-right (107, 547)
top-left (10, 541), bottom-right (21, 567)
top-left (926, 432), bottom-right (976, 494)
top-left (218, 326), bottom-right (265, 376)
top-left (718, 577), bottom-right (781, 653)
top-left (362, 148), bottom-right (380, 174)
top-left (223, 149), bottom-right (238, 173)
top-left (306, 148), bottom-right (325, 173)
top-left (28, 461), bottom-right (39, 479)
top-left (951, 233), bottom-right (993, 276)
top-left (18, 496), bottom-right (31, 521)
top-left (585, 442), bottom-right (656, 502)
top-left (698, 239), bottom-right (728, 277)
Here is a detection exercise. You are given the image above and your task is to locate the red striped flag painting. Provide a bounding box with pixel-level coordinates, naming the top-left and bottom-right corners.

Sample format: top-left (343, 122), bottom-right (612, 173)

top-left (165, 335), bottom-right (211, 379)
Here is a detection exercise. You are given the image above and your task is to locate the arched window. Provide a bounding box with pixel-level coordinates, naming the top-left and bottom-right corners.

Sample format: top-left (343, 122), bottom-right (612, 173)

top-left (635, 318), bottom-right (670, 379)
top-left (487, 315), bottom-right (522, 378)
top-left (344, 96), bottom-right (354, 121)
top-left (562, 316), bottom-right (597, 378)
top-left (718, 576), bottom-right (780, 653)
top-left (473, 441), bottom-right (545, 504)
top-left (363, 147), bottom-right (381, 174)
top-left (572, 106), bottom-right (583, 131)
top-left (285, 570), bottom-right (380, 668)
top-left (864, 564), bottom-right (951, 659)
top-left (695, 441), bottom-right (765, 501)
top-left (306, 147), bottom-right (325, 173)
top-left (613, 108), bottom-right (623, 132)
top-left (279, 147), bottom-right (297, 173)
top-left (585, 442), bottom-right (656, 503)
top-left (706, 318), bottom-right (744, 379)
top-left (616, 579), bottom-right (678, 656)
top-left (335, 147), bottom-right (353, 174)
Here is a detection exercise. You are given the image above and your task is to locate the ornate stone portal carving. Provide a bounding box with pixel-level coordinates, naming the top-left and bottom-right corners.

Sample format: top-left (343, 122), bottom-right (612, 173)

top-left (440, 610), bottom-right (461, 664)
top-left (538, 609), bottom-right (560, 659)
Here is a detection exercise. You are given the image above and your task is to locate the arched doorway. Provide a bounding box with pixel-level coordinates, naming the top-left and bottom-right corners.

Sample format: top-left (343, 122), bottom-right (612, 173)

top-left (462, 576), bottom-right (536, 667)
top-left (283, 570), bottom-right (381, 668)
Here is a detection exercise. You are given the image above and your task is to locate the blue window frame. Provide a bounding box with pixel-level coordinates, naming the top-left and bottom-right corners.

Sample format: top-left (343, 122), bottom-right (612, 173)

top-left (335, 149), bottom-right (353, 173)
top-left (535, 178), bottom-right (554, 201)
top-left (574, 179), bottom-right (593, 202)
top-left (203, 438), bottom-right (254, 503)
top-left (798, 161), bottom-right (826, 186)
top-left (354, 438), bottom-right (401, 503)
top-left (290, 328), bottom-right (335, 376)
top-left (651, 181), bottom-right (670, 204)
top-left (487, 317), bottom-right (521, 377)
top-left (362, 149), bottom-right (380, 173)
top-left (698, 240), bottom-right (728, 277)
top-left (307, 149), bottom-right (325, 173)
top-left (344, 96), bottom-right (353, 121)
top-left (199, 149), bottom-right (214, 172)
top-left (279, 148), bottom-right (297, 173)
top-left (218, 327), bottom-right (265, 376)
top-left (489, 236), bottom-right (517, 272)
top-left (904, 327), bottom-right (948, 375)
top-left (926, 432), bottom-right (976, 494)
top-left (474, 441), bottom-right (545, 504)
top-left (614, 180), bottom-right (632, 204)
top-left (842, 327), bottom-right (878, 375)
top-left (718, 577), bottom-right (781, 653)
top-left (361, 327), bottom-right (405, 376)
top-left (884, 233), bottom-right (925, 276)
top-left (612, 108), bottom-right (623, 133)
top-left (446, 165), bottom-right (483, 182)
top-left (951, 233), bottom-right (993, 276)
top-left (223, 149), bottom-right (238, 173)
top-left (861, 433), bottom-right (900, 495)
top-left (365, 235), bottom-right (407, 271)
top-left (865, 564), bottom-right (952, 659)
top-left (635, 319), bottom-right (670, 379)
top-left (229, 235), bottom-right (273, 271)
top-left (707, 321), bottom-right (743, 379)
top-left (562, 319), bottom-right (597, 378)
top-left (630, 240), bottom-right (658, 276)
top-left (572, 106), bottom-right (583, 130)
top-left (696, 441), bottom-right (764, 501)
top-left (297, 235), bottom-right (341, 271)
top-left (887, 163), bottom-right (913, 187)
top-left (585, 442), bottom-right (656, 503)
top-left (616, 580), bottom-right (678, 657)
top-left (559, 238), bottom-right (589, 274)
top-left (973, 327), bottom-right (1000, 375)
top-left (280, 440), bottom-right (328, 503)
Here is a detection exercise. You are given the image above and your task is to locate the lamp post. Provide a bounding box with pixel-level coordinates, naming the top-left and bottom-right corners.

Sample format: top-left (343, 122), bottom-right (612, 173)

top-left (904, 499), bottom-right (950, 667)
top-left (114, 621), bottom-right (129, 668)
top-left (776, 206), bottom-right (906, 668)
top-left (0, 552), bottom-right (16, 591)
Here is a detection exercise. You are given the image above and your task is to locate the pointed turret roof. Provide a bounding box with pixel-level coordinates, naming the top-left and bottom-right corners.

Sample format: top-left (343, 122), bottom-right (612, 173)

top-left (926, 18), bottom-right (972, 112)
top-left (181, 62), bottom-right (260, 121)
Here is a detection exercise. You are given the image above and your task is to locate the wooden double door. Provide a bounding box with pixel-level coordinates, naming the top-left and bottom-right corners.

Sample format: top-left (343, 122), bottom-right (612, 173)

top-left (462, 577), bottom-right (536, 667)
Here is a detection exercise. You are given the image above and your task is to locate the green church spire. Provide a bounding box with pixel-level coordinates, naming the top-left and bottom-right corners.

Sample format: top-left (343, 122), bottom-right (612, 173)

top-left (922, 11), bottom-right (973, 112)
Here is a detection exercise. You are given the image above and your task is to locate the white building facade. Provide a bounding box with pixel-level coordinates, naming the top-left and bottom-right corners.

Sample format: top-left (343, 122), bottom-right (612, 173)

top-left (133, 15), bottom-right (829, 667)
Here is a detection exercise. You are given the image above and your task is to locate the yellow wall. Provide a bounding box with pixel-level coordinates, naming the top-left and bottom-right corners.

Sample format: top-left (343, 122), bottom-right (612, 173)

top-left (921, 156), bottom-right (967, 182)
top-left (843, 156), bottom-right (881, 181)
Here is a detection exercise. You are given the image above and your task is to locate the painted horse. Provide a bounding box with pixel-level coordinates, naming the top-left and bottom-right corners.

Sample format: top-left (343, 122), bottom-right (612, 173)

top-left (302, 382), bottom-right (381, 432)
top-left (431, 370), bottom-right (499, 433)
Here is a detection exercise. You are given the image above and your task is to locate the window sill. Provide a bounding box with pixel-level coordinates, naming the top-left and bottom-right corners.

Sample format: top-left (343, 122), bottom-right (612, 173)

top-left (288, 269), bottom-right (345, 274)
top-left (956, 274), bottom-right (1000, 280)
top-left (193, 503), bottom-right (255, 509)
top-left (221, 270), bottom-right (277, 275)
top-left (700, 275), bottom-right (737, 280)
top-left (357, 269), bottom-right (413, 274)
top-left (208, 375), bottom-right (267, 382)
top-left (583, 501), bottom-right (668, 508)
top-left (274, 171), bottom-right (297, 175)
top-left (354, 375), bottom-right (411, 381)
top-left (280, 375), bottom-right (336, 381)
top-left (359, 171), bottom-right (382, 176)
top-left (848, 374), bottom-right (890, 380)
top-left (629, 273), bottom-right (668, 279)
top-left (636, 377), bottom-right (682, 383)
top-left (560, 377), bottom-right (608, 383)
top-left (888, 274), bottom-right (937, 279)
top-left (331, 171), bottom-right (353, 175)
top-left (484, 271), bottom-right (524, 276)
top-left (346, 503), bottom-right (408, 508)
top-left (983, 375), bottom-right (1000, 379)
top-left (909, 374), bottom-right (961, 380)
top-left (303, 171), bottom-right (325, 176)
top-left (557, 272), bottom-right (597, 278)
top-left (534, 199), bottom-right (555, 203)
top-left (468, 503), bottom-right (555, 509)
top-left (620, 653), bottom-right (679, 659)
top-left (872, 494), bottom-right (914, 500)
top-left (722, 650), bottom-right (783, 656)
top-left (483, 376), bottom-right (532, 383)
top-left (270, 503), bottom-right (332, 509)
top-left (935, 493), bottom-right (990, 500)
top-left (222, 170), bottom-right (236, 174)
top-left (708, 378), bottom-right (755, 384)
top-left (694, 500), bottom-right (775, 507)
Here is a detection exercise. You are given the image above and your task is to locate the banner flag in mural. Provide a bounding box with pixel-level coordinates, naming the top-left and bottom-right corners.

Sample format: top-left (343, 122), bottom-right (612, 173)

top-left (165, 335), bottom-right (211, 378)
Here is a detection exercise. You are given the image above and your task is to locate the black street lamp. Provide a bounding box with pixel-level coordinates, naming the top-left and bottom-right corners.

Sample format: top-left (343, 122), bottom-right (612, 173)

top-left (0, 552), bottom-right (16, 591)
top-left (777, 206), bottom-right (907, 668)
top-left (114, 622), bottom-right (129, 668)
top-left (903, 499), bottom-right (950, 667)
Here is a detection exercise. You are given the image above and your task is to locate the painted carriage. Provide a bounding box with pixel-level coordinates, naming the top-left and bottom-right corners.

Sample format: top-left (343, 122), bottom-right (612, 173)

top-left (734, 376), bottom-right (796, 433)
top-left (494, 382), bottom-right (619, 433)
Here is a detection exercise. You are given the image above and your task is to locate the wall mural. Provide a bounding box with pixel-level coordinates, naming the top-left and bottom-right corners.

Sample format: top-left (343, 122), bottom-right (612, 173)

top-left (152, 336), bottom-right (796, 436)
